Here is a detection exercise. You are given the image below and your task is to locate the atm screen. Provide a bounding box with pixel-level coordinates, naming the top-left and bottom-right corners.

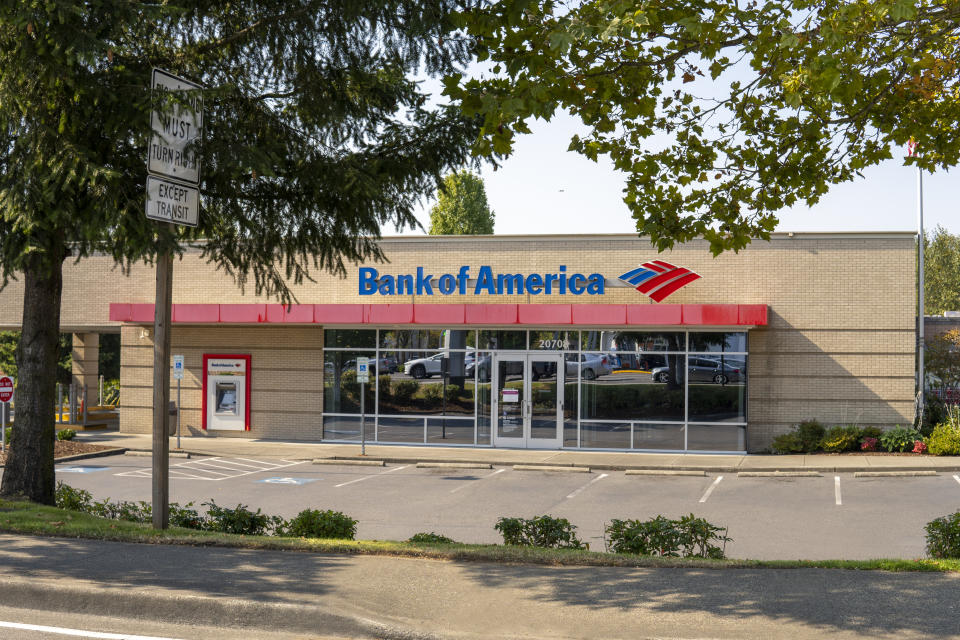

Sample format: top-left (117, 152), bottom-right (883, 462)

top-left (215, 382), bottom-right (238, 414)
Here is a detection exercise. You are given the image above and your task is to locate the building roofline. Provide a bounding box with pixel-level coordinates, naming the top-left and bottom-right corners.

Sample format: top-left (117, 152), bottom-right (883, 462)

top-left (374, 231), bottom-right (917, 243)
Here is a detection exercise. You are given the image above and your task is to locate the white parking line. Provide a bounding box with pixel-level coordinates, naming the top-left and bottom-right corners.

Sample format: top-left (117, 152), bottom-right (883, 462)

top-left (334, 465), bottom-right (410, 488)
top-left (450, 468), bottom-right (506, 493)
top-left (835, 475), bottom-right (842, 505)
top-left (0, 619), bottom-right (184, 639)
top-left (114, 458), bottom-right (304, 481)
top-left (698, 476), bottom-right (723, 503)
top-left (953, 474), bottom-right (960, 486)
top-left (234, 457), bottom-right (295, 468)
top-left (566, 473), bottom-right (609, 499)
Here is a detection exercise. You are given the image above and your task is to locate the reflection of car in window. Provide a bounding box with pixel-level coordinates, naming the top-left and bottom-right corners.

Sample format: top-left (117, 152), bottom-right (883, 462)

top-left (652, 358), bottom-right (744, 384)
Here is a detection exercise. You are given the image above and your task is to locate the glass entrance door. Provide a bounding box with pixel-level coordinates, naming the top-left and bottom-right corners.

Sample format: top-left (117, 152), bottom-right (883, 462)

top-left (492, 353), bottom-right (563, 448)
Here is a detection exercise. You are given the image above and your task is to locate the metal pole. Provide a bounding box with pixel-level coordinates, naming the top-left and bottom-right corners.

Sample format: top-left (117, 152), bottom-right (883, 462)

top-left (176, 378), bottom-right (181, 450)
top-left (99, 375), bottom-right (103, 406)
top-left (56, 383), bottom-right (61, 424)
top-left (152, 242), bottom-right (173, 530)
top-left (360, 381), bottom-right (366, 456)
top-left (918, 166), bottom-right (925, 421)
top-left (1, 402), bottom-right (6, 452)
top-left (82, 384), bottom-right (88, 428)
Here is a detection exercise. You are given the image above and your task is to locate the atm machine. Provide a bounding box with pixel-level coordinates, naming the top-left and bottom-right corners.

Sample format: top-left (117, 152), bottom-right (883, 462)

top-left (203, 355), bottom-right (251, 431)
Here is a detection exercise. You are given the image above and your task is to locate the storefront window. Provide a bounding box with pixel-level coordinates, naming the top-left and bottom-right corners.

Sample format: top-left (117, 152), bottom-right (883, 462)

top-left (323, 350), bottom-right (375, 414)
top-left (689, 332), bottom-right (747, 353)
top-left (687, 424), bottom-right (746, 451)
top-left (380, 329), bottom-right (475, 351)
top-left (686, 355), bottom-right (747, 422)
top-left (632, 423), bottom-right (685, 450)
top-left (324, 329), bottom-right (376, 349)
top-left (529, 331), bottom-right (578, 351)
top-left (478, 330), bottom-right (526, 350)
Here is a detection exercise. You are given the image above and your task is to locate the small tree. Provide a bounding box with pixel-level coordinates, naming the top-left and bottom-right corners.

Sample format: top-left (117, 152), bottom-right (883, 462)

top-left (927, 329), bottom-right (960, 391)
top-left (428, 170), bottom-right (495, 235)
top-left (926, 227), bottom-right (960, 316)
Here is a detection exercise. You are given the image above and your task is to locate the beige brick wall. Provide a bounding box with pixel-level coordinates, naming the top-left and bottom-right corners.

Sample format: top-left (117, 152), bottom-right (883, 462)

top-left (121, 325), bottom-right (324, 440)
top-left (3, 232), bottom-right (918, 450)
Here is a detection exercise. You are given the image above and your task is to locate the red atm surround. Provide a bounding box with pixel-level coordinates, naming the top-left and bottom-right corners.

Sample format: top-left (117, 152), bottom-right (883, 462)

top-left (201, 353), bottom-right (252, 431)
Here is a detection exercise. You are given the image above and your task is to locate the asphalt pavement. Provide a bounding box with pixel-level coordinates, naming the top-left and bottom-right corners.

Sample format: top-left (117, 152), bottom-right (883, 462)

top-left (0, 533), bottom-right (956, 640)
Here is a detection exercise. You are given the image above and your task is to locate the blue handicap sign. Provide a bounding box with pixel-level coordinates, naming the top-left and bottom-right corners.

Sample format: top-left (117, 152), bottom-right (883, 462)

top-left (257, 476), bottom-right (316, 486)
top-left (57, 466), bottom-right (109, 474)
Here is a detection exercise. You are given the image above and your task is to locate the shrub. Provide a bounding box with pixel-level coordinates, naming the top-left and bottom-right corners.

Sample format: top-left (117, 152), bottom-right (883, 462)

top-left (408, 532), bottom-right (456, 544)
top-left (859, 426), bottom-right (883, 440)
top-left (169, 503), bottom-right (206, 529)
top-left (495, 515), bottom-right (584, 549)
top-left (202, 501), bottom-right (281, 536)
top-left (918, 392), bottom-right (948, 437)
top-left (605, 514), bottom-right (731, 559)
top-left (926, 511), bottom-right (960, 558)
top-left (819, 426), bottom-right (861, 453)
top-left (91, 498), bottom-right (152, 523)
top-left (771, 432), bottom-right (803, 454)
top-left (393, 380), bottom-right (419, 403)
top-left (795, 420), bottom-right (826, 452)
top-left (55, 482), bottom-right (92, 512)
top-left (377, 374), bottom-right (392, 399)
top-left (279, 509), bottom-right (357, 539)
top-left (879, 426), bottom-right (920, 453)
top-left (56, 429), bottom-right (76, 441)
top-left (422, 384), bottom-right (443, 405)
top-left (443, 384), bottom-right (462, 403)
top-left (4, 426), bottom-right (12, 446)
top-left (926, 422), bottom-right (960, 456)
top-left (913, 440), bottom-right (928, 454)
top-left (860, 437), bottom-right (878, 452)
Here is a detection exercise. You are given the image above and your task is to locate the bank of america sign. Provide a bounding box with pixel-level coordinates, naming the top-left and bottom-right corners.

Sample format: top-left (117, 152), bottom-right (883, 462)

top-left (617, 261), bottom-right (701, 302)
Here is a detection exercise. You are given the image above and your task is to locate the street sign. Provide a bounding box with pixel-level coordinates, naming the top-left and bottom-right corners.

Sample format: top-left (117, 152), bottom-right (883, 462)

top-left (0, 376), bottom-right (13, 403)
top-left (357, 357), bottom-right (370, 383)
top-left (149, 69), bottom-right (203, 185)
top-left (172, 355), bottom-right (184, 380)
top-left (146, 176), bottom-right (199, 227)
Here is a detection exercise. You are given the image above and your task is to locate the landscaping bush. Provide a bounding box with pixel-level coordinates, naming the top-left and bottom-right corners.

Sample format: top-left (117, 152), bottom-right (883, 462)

top-left (859, 426), bottom-right (883, 440)
top-left (169, 503), bottom-right (206, 529)
top-left (56, 428), bottom-right (76, 441)
top-left (55, 482), bottom-right (92, 512)
top-left (926, 422), bottom-right (960, 456)
top-left (408, 532), bottom-right (456, 544)
top-left (443, 384), bottom-right (462, 403)
top-left (4, 426), bottom-right (12, 446)
top-left (926, 511), bottom-right (960, 558)
top-left (279, 509), bottom-right (357, 539)
top-left (605, 514), bottom-right (731, 559)
top-left (377, 374), bottom-right (392, 400)
top-left (795, 420), bottom-right (826, 452)
top-left (860, 437), bottom-right (878, 452)
top-left (422, 383), bottom-right (443, 405)
top-left (202, 501), bottom-right (281, 536)
top-left (770, 432), bottom-right (803, 454)
top-left (495, 515), bottom-right (584, 549)
top-left (91, 498), bottom-right (152, 523)
top-left (918, 392), bottom-right (948, 437)
top-left (913, 440), bottom-right (928, 454)
top-left (879, 426), bottom-right (921, 453)
top-left (819, 426), bottom-right (861, 453)
top-left (392, 379), bottom-right (419, 403)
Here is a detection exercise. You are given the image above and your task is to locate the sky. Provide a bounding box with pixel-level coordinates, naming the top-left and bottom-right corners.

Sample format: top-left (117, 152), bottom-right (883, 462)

top-left (395, 102), bottom-right (958, 240)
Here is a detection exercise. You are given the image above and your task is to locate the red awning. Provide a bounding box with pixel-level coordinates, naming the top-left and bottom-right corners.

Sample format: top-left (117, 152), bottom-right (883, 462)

top-left (109, 303), bottom-right (767, 326)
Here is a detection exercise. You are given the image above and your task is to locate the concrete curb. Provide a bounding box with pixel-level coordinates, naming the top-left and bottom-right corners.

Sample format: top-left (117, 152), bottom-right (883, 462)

top-left (853, 470), bottom-right (938, 478)
top-left (513, 465), bottom-right (591, 473)
top-left (625, 469), bottom-right (705, 476)
top-left (416, 462), bottom-right (492, 470)
top-left (125, 450), bottom-right (191, 459)
top-left (0, 576), bottom-right (434, 640)
top-left (52, 448), bottom-right (127, 463)
top-left (313, 458), bottom-right (385, 467)
top-left (738, 471), bottom-right (823, 478)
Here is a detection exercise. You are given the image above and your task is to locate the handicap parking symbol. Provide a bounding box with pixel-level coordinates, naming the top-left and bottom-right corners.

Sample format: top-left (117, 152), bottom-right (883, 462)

top-left (258, 477), bottom-right (316, 485)
top-left (58, 466), bottom-right (109, 474)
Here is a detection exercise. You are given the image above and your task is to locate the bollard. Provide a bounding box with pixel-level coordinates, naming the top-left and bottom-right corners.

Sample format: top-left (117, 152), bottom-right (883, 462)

top-left (82, 384), bottom-right (88, 427)
top-left (56, 383), bottom-right (62, 424)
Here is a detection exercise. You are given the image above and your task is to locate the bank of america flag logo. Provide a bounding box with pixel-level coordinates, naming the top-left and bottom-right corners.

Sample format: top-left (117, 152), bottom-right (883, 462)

top-left (618, 261), bottom-right (701, 302)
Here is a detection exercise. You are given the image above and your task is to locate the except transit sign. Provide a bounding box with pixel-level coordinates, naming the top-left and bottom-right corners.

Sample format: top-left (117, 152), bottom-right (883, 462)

top-left (146, 176), bottom-right (199, 226)
top-left (149, 69), bottom-right (203, 185)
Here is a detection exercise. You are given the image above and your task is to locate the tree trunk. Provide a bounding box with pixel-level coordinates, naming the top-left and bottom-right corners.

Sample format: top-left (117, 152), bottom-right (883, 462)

top-left (0, 247), bottom-right (64, 504)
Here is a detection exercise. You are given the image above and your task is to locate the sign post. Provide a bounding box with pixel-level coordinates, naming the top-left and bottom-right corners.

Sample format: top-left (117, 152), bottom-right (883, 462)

top-left (357, 357), bottom-right (369, 456)
top-left (172, 355), bottom-right (184, 450)
top-left (0, 375), bottom-right (12, 452)
top-left (147, 68), bottom-right (202, 530)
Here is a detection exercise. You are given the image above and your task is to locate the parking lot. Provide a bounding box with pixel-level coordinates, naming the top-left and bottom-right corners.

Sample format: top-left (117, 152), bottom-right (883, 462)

top-left (52, 453), bottom-right (960, 560)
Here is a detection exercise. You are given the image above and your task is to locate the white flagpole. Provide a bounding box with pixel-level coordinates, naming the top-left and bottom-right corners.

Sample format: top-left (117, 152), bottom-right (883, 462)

top-left (917, 159), bottom-right (925, 420)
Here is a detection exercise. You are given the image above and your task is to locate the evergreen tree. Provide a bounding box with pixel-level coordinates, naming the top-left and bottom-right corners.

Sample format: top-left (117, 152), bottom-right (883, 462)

top-left (428, 170), bottom-right (495, 235)
top-left (0, 1), bottom-right (483, 504)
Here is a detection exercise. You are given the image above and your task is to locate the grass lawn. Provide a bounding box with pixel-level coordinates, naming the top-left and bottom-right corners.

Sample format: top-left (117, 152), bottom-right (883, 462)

top-left (0, 497), bottom-right (957, 572)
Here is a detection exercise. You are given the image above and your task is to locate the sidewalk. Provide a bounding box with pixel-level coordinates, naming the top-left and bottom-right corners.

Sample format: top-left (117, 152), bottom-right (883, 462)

top-left (0, 533), bottom-right (954, 640)
top-left (75, 431), bottom-right (960, 473)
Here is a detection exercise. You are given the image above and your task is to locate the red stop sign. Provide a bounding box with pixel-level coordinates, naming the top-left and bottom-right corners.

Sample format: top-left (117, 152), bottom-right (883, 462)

top-left (0, 376), bottom-right (13, 403)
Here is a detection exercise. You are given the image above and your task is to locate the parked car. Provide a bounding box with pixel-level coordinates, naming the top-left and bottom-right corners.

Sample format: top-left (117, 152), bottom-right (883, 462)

top-left (340, 357), bottom-right (395, 376)
top-left (564, 353), bottom-right (613, 380)
top-left (403, 353), bottom-right (446, 379)
top-left (652, 357), bottom-right (743, 384)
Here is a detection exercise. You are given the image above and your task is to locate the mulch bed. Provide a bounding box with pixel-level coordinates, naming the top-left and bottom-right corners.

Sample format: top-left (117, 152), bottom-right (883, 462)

top-left (0, 441), bottom-right (116, 466)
